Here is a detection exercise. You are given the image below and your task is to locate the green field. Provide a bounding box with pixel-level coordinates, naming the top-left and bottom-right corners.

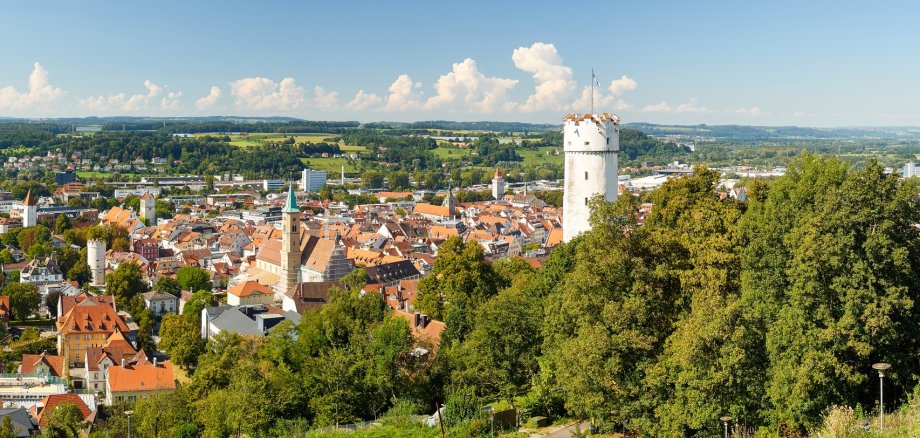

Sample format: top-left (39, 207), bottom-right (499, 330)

top-left (520, 146), bottom-right (563, 165)
top-left (196, 132), bottom-right (368, 151)
top-left (77, 171), bottom-right (140, 179)
top-left (432, 147), bottom-right (472, 159)
top-left (300, 157), bottom-right (360, 173)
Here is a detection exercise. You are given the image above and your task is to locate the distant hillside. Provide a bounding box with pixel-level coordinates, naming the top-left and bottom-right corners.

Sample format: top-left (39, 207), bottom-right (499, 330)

top-left (625, 122), bottom-right (920, 140)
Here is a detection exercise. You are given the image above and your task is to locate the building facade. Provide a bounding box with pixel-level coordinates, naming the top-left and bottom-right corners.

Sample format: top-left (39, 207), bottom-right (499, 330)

top-left (562, 113), bottom-right (620, 242)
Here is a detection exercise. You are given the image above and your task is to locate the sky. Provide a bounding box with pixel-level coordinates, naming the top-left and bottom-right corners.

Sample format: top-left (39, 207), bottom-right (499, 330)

top-left (1, 0), bottom-right (919, 126)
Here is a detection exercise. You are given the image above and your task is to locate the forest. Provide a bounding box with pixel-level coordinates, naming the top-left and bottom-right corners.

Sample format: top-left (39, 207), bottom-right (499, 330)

top-left (83, 154), bottom-right (920, 437)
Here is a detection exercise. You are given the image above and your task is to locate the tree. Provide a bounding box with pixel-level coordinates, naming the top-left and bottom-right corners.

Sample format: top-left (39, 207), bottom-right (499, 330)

top-left (105, 262), bottom-right (148, 309)
top-left (54, 214), bottom-right (71, 234)
top-left (177, 266), bottom-right (212, 293)
top-left (3, 283), bottom-right (40, 321)
top-left (43, 402), bottom-right (84, 438)
top-left (0, 250), bottom-right (12, 265)
top-left (153, 277), bottom-right (182, 297)
top-left (46, 289), bottom-right (62, 317)
top-left (182, 290), bottom-right (215, 319)
top-left (416, 237), bottom-right (500, 342)
top-left (160, 314), bottom-right (205, 368)
top-left (0, 416), bottom-right (14, 438)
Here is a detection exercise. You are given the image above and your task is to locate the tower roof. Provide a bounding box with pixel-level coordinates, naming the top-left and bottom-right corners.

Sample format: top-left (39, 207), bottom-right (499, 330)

top-left (282, 183), bottom-right (299, 213)
top-left (23, 189), bottom-right (37, 206)
top-left (493, 167), bottom-right (503, 179)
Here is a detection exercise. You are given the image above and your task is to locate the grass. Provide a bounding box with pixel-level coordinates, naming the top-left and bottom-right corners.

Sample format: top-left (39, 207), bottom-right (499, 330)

top-left (77, 171), bottom-right (141, 179)
top-left (433, 147), bottom-right (472, 159)
top-left (519, 147), bottom-right (563, 166)
top-left (307, 425), bottom-right (439, 438)
top-left (300, 157), bottom-right (361, 173)
top-left (196, 132), bottom-right (367, 152)
top-left (172, 362), bottom-right (192, 385)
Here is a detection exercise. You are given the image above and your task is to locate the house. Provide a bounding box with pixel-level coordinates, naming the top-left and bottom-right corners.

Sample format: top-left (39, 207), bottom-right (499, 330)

top-left (364, 260), bottom-right (421, 287)
top-left (20, 257), bottom-right (63, 286)
top-left (18, 352), bottom-right (66, 378)
top-left (281, 281), bottom-right (337, 313)
top-left (200, 304), bottom-right (299, 341)
top-left (0, 408), bottom-right (38, 437)
top-left (227, 281), bottom-right (273, 306)
top-left (141, 291), bottom-right (178, 316)
top-left (31, 393), bottom-right (92, 428)
top-left (56, 295), bottom-right (130, 367)
top-left (84, 330), bottom-right (142, 395)
top-left (105, 359), bottom-right (176, 405)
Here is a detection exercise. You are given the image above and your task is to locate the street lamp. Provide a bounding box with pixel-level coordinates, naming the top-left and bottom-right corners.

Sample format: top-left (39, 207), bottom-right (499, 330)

top-left (480, 406), bottom-right (494, 437)
top-left (125, 410), bottom-right (134, 438)
top-left (872, 362), bottom-right (891, 431)
top-left (720, 416), bottom-right (732, 438)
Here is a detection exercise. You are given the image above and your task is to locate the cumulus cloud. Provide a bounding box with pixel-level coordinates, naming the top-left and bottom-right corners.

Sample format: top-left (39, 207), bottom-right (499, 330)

top-left (80, 80), bottom-right (165, 112)
top-left (385, 74), bottom-right (423, 111)
top-left (675, 98), bottom-right (709, 113)
top-left (313, 86), bottom-right (340, 110)
top-left (348, 90), bottom-right (382, 111)
top-left (196, 86), bottom-right (222, 110)
top-left (0, 63), bottom-right (63, 111)
top-left (608, 75), bottom-right (638, 96)
top-left (424, 58), bottom-right (518, 112)
top-left (642, 102), bottom-right (673, 112)
top-left (230, 76), bottom-right (305, 111)
top-left (512, 42), bottom-right (577, 112)
top-left (160, 91), bottom-right (182, 110)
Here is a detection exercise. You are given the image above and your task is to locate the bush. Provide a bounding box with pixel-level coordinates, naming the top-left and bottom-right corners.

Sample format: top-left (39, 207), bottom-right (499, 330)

top-left (380, 398), bottom-right (420, 428)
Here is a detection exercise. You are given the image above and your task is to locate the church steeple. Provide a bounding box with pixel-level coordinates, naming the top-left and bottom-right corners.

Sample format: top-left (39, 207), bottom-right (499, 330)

top-left (277, 175), bottom-right (301, 300)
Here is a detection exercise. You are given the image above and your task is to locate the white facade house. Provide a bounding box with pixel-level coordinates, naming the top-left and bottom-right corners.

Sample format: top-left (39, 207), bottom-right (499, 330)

top-left (141, 291), bottom-right (178, 316)
top-left (87, 239), bottom-right (106, 287)
top-left (562, 113), bottom-right (620, 242)
top-left (139, 193), bottom-right (156, 225)
top-left (491, 168), bottom-right (505, 200)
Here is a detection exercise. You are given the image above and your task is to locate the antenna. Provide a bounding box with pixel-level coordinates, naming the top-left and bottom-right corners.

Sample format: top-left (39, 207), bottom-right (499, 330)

top-left (591, 68), bottom-right (595, 115)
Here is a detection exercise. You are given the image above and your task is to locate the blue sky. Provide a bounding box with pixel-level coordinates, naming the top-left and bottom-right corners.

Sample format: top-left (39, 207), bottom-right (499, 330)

top-left (1, 0), bottom-right (918, 126)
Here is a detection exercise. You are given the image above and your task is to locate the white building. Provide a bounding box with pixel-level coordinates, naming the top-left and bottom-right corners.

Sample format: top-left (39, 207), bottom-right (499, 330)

top-left (21, 190), bottom-right (37, 228)
top-left (903, 162), bottom-right (918, 178)
top-left (139, 193), bottom-right (156, 225)
top-left (562, 113), bottom-right (619, 242)
top-left (491, 167), bottom-right (505, 200)
top-left (113, 187), bottom-right (161, 199)
top-left (87, 239), bottom-right (106, 287)
top-left (301, 169), bottom-right (328, 193)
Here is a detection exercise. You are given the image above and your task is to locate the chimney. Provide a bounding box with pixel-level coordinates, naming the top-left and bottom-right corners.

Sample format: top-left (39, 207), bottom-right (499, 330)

top-left (421, 314), bottom-right (430, 329)
top-left (121, 358), bottom-right (125, 367)
top-left (413, 312), bottom-right (421, 329)
top-left (153, 357), bottom-right (158, 367)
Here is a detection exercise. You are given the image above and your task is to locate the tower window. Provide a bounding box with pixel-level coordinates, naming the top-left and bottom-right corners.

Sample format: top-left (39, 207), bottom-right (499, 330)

top-left (584, 141), bottom-right (590, 146)
top-left (607, 138), bottom-right (610, 145)
top-left (584, 171), bottom-right (588, 180)
top-left (585, 198), bottom-right (588, 205)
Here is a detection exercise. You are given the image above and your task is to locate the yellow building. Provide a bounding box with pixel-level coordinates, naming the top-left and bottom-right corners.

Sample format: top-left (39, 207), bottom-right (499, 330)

top-left (56, 294), bottom-right (129, 367)
top-left (227, 280), bottom-right (274, 306)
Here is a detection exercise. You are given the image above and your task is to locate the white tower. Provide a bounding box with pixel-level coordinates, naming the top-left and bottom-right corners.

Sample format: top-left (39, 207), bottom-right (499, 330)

top-left (21, 189), bottom-right (37, 228)
top-left (562, 113), bottom-right (619, 242)
top-left (140, 193), bottom-right (155, 225)
top-left (491, 167), bottom-right (505, 201)
top-left (87, 239), bottom-right (106, 287)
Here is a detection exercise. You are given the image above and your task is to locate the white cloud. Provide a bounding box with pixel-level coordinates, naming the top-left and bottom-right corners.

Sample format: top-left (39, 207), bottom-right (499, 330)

top-left (80, 80), bottom-right (165, 112)
top-left (675, 98), bottom-right (709, 113)
top-left (160, 91), bottom-right (182, 110)
top-left (348, 90), bottom-right (382, 111)
top-left (424, 58), bottom-right (518, 112)
top-left (608, 75), bottom-right (638, 96)
top-left (512, 42), bottom-right (577, 112)
top-left (0, 63), bottom-right (63, 111)
top-left (385, 74), bottom-right (423, 111)
top-left (732, 106), bottom-right (765, 116)
top-left (230, 76), bottom-right (305, 111)
top-left (196, 86), bottom-right (222, 110)
top-left (642, 102), bottom-right (673, 112)
top-left (313, 86), bottom-right (340, 110)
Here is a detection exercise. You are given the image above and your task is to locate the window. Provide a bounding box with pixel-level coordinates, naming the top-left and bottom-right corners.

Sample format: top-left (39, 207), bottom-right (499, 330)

top-left (606, 138), bottom-right (610, 145)
top-left (585, 198), bottom-right (589, 205)
top-left (584, 141), bottom-right (590, 146)
top-left (584, 172), bottom-right (588, 180)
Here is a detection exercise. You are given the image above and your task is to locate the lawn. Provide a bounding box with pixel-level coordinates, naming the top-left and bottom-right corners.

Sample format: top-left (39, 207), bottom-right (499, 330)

top-left (519, 146), bottom-right (563, 166)
top-left (300, 157), bottom-right (361, 174)
top-left (433, 147), bottom-right (472, 159)
top-left (77, 171), bottom-right (141, 179)
top-left (196, 132), bottom-right (366, 151)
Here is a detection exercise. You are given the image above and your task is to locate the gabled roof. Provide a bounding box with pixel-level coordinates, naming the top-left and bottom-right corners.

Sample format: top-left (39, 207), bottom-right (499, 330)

top-left (33, 393), bottom-right (91, 427)
top-left (228, 281), bottom-right (273, 298)
top-left (0, 408), bottom-right (37, 437)
top-left (56, 296), bottom-right (129, 335)
top-left (22, 189), bottom-right (36, 207)
top-left (20, 353), bottom-right (65, 377)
